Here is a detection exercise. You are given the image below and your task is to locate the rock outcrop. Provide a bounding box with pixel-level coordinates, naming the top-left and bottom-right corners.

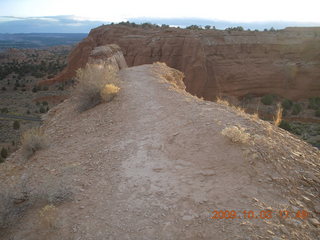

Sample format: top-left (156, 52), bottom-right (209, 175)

top-left (40, 43), bottom-right (127, 85)
top-left (88, 44), bottom-right (127, 69)
top-left (42, 25), bottom-right (320, 100)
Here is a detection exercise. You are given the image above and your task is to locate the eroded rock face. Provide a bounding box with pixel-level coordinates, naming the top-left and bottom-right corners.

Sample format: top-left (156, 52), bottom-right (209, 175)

top-left (43, 25), bottom-right (320, 100)
top-left (40, 43), bottom-right (127, 85)
top-left (88, 44), bottom-right (127, 70)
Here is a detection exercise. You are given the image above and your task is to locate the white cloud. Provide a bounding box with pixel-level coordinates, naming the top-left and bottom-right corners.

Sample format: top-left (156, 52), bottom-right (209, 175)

top-left (1, 0), bottom-right (320, 23)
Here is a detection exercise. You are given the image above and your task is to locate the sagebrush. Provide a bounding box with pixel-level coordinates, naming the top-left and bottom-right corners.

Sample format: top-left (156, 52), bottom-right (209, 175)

top-left (75, 63), bottom-right (120, 111)
top-left (21, 127), bottom-right (48, 158)
top-left (221, 126), bottom-right (250, 144)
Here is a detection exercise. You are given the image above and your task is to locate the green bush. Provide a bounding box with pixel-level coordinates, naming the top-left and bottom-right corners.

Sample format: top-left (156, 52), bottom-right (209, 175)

top-left (292, 103), bottom-right (302, 115)
top-left (42, 101), bottom-right (48, 106)
top-left (279, 120), bottom-right (292, 131)
top-left (261, 94), bottom-right (275, 105)
top-left (39, 106), bottom-right (46, 113)
top-left (315, 110), bottom-right (320, 117)
top-left (0, 108), bottom-right (8, 113)
top-left (281, 99), bottom-right (293, 110)
top-left (13, 120), bottom-right (20, 130)
top-left (32, 86), bottom-right (38, 93)
top-left (308, 97), bottom-right (320, 110)
top-left (186, 25), bottom-right (202, 30)
top-left (225, 26), bottom-right (244, 31)
top-left (1, 147), bottom-right (8, 158)
top-left (0, 156), bottom-right (4, 163)
top-left (282, 109), bottom-right (288, 117)
top-left (292, 128), bottom-right (302, 135)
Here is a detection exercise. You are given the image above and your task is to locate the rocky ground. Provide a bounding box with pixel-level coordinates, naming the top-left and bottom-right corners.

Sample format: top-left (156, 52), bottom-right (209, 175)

top-left (0, 63), bottom-right (319, 239)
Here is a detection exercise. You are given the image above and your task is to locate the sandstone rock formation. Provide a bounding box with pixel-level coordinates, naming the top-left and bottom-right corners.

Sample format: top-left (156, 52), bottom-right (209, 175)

top-left (43, 25), bottom-right (320, 100)
top-left (88, 44), bottom-right (127, 69)
top-left (40, 43), bottom-right (127, 85)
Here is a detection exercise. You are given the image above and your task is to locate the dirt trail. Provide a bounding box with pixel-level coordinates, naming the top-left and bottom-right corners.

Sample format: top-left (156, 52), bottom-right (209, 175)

top-left (1, 64), bottom-right (320, 239)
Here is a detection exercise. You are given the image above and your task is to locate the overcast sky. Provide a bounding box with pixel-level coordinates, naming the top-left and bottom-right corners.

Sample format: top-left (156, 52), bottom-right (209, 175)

top-left (1, 0), bottom-right (320, 23)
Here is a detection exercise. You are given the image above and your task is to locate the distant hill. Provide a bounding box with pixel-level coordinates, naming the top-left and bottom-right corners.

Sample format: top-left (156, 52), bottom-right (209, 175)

top-left (0, 33), bottom-right (87, 50)
top-left (0, 16), bottom-right (319, 35)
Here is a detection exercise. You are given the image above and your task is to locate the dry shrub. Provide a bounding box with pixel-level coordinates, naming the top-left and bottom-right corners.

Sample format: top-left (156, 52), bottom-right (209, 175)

top-left (216, 97), bottom-right (248, 118)
top-left (75, 63), bottom-right (119, 111)
top-left (21, 127), bottom-right (48, 158)
top-left (39, 204), bottom-right (57, 229)
top-left (251, 112), bottom-right (260, 121)
top-left (153, 62), bottom-right (185, 90)
top-left (100, 84), bottom-right (120, 102)
top-left (221, 126), bottom-right (250, 144)
top-left (216, 97), bottom-right (230, 106)
top-left (274, 103), bottom-right (283, 126)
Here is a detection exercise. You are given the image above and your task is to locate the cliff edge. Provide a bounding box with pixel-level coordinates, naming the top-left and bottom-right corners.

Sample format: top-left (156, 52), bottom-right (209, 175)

top-left (1, 60), bottom-right (320, 239)
top-left (41, 25), bottom-right (320, 100)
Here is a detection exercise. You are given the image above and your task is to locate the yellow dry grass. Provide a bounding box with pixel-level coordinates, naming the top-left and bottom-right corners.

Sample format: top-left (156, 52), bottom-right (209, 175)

top-left (273, 104), bottom-right (283, 126)
top-left (216, 97), bottom-right (230, 106)
top-left (100, 84), bottom-right (120, 102)
top-left (21, 127), bottom-right (47, 158)
top-left (221, 126), bottom-right (250, 144)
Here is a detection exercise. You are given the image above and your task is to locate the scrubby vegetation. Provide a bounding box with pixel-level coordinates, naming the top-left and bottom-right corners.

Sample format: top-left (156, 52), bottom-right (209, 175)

top-left (0, 47), bottom-right (71, 152)
top-left (75, 63), bottom-right (120, 111)
top-left (292, 103), bottom-right (302, 115)
top-left (0, 59), bottom-right (66, 80)
top-left (261, 94), bottom-right (275, 105)
top-left (279, 120), bottom-right (292, 131)
top-left (308, 97), bottom-right (320, 117)
top-left (1, 147), bottom-right (8, 159)
top-left (186, 25), bottom-right (203, 30)
top-left (0, 108), bottom-right (8, 113)
top-left (13, 120), bottom-right (20, 130)
top-left (225, 26), bottom-right (244, 32)
top-left (281, 99), bottom-right (293, 110)
top-left (308, 97), bottom-right (320, 110)
top-left (21, 127), bottom-right (48, 158)
top-left (221, 126), bottom-right (250, 144)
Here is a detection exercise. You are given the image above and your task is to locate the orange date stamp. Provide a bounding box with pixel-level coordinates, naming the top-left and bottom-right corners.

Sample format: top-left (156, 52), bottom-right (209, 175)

top-left (211, 209), bottom-right (310, 220)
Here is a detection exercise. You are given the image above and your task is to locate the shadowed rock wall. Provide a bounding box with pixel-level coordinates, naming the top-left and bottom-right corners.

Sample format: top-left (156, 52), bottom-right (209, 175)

top-left (42, 25), bottom-right (320, 100)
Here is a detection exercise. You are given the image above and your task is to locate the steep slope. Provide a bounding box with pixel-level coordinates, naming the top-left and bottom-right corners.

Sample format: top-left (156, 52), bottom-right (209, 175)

top-left (41, 25), bottom-right (320, 100)
top-left (1, 63), bottom-right (320, 239)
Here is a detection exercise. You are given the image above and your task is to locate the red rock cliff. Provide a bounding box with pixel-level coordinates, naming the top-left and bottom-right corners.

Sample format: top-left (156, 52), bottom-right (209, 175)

top-left (43, 25), bottom-right (320, 100)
